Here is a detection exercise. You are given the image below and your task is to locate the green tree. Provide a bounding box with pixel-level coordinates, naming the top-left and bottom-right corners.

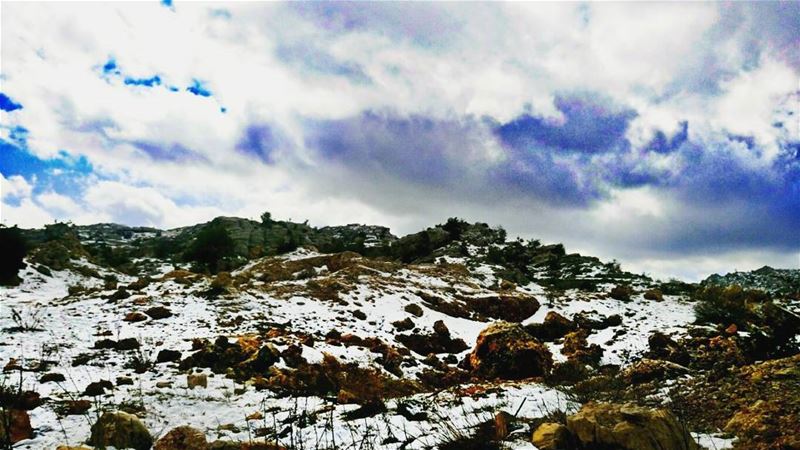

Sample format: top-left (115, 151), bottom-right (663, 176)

top-left (185, 224), bottom-right (235, 273)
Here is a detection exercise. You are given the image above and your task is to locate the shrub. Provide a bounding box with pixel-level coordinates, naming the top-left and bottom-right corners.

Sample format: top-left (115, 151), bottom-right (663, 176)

top-left (0, 226), bottom-right (27, 286)
top-left (184, 224), bottom-right (235, 273)
top-left (693, 285), bottom-right (767, 329)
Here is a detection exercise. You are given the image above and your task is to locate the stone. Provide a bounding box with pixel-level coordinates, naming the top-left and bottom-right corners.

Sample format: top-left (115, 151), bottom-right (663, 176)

top-left (404, 303), bottom-right (424, 317)
top-left (643, 288), bottom-right (664, 301)
top-left (188, 373), bottom-right (208, 389)
top-left (467, 321), bottom-right (552, 379)
top-left (565, 402), bottom-right (700, 450)
top-left (40, 372), bottom-right (66, 383)
top-left (87, 411), bottom-right (153, 450)
top-left (622, 358), bottom-right (689, 384)
top-left (146, 306), bottom-right (172, 320)
top-left (155, 425), bottom-right (208, 450)
top-left (156, 349), bottom-right (182, 363)
top-left (526, 311), bottom-right (577, 340)
top-left (0, 409), bottom-right (33, 444)
top-left (493, 411), bottom-right (514, 440)
top-left (124, 311), bottom-right (149, 323)
top-left (531, 422), bottom-right (577, 450)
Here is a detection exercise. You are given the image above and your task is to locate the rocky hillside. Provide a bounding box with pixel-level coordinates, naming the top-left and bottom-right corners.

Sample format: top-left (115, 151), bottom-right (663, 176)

top-left (0, 216), bottom-right (797, 450)
top-left (703, 266), bottom-right (800, 297)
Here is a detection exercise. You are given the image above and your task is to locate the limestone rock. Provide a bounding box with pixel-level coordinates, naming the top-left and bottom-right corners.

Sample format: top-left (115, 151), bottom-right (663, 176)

top-left (531, 422), bottom-right (577, 450)
top-left (565, 402), bottom-right (700, 450)
top-left (87, 411), bottom-right (153, 450)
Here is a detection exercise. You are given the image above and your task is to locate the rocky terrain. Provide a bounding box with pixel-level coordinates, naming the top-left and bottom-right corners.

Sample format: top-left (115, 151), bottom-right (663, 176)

top-left (0, 217), bottom-right (798, 450)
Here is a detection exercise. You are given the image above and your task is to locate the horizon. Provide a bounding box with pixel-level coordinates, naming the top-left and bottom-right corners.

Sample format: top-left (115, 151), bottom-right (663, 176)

top-left (1, 2), bottom-right (799, 282)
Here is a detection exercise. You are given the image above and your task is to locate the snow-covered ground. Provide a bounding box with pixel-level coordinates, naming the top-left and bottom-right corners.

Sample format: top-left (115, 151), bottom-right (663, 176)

top-left (0, 251), bottom-right (728, 449)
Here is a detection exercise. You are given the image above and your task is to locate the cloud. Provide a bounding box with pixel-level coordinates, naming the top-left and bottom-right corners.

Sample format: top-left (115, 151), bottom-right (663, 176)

top-left (0, 2), bottom-right (797, 280)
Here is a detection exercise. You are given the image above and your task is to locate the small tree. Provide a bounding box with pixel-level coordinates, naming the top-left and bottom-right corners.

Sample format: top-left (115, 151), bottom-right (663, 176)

top-left (185, 224), bottom-right (235, 273)
top-left (260, 211), bottom-right (273, 226)
top-left (0, 226), bottom-right (27, 286)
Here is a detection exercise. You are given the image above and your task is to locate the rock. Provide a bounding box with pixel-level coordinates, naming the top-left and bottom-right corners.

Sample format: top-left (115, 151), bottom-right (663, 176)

top-left (391, 317), bottom-right (415, 331)
top-left (531, 422), bottom-right (577, 450)
top-left (59, 399), bottom-right (92, 415)
top-left (526, 311), bottom-right (577, 341)
top-left (561, 330), bottom-right (604, 366)
top-left (493, 411), bottom-right (514, 440)
top-left (622, 358), bottom-right (690, 384)
top-left (56, 446), bottom-right (93, 450)
top-left (573, 311), bottom-right (622, 330)
top-left (155, 425), bottom-right (208, 450)
top-left (0, 409), bottom-right (33, 444)
top-left (646, 331), bottom-right (690, 366)
top-left (644, 288), bottom-right (664, 301)
top-left (88, 411), bottom-right (153, 450)
top-left (433, 320), bottom-right (450, 337)
top-left (397, 327), bottom-right (468, 355)
top-left (84, 380), bottom-right (114, 396)
top-left (188, 373), bottom-right (208, 389)
top-left (467, 321), bottom-right (553, 379)
top-left (404, 303), bottom-right (424, 317)
top-left (156, 349), bottom-right (182, 363)
top-left (469, 294), bottom-right (540, 322)
top-left (351, 309), bottom-right (367, 320)
top-left (124, 312), bottom-right (149, 323)
top-left (146, 306), bottom-right (172, 320)
top-left (40, 372), bottom-right (66, 383)
top-left (565, 402), bottom-right (700, 450)
top-left (116, 337), bottom-right (141, 351)
top-left (609, 284), bottom-right (633, 301)
top-left (117, 376), bottom-right (134, 386)
top-left (156, 381), bottom-right (172, 388)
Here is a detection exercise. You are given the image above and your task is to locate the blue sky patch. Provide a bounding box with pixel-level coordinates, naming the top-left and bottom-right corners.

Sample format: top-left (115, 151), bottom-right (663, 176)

top-left (0, 93), bottom-right (23, 112)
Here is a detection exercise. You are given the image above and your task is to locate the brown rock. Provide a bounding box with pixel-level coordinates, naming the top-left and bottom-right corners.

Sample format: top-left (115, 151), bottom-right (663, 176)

top-left (644, 288), bottom-right (664, 301)
top-left (0, 409), bottom-right (33, 444)
top-left (146, 306), bottom-right (172, 320)
top-left (124, 311), bottom-right (149, 322)
top-left (187, 373), bottom-right (208, 389)
top-left (494, 411), bottom-right (514, 440)
top-left (155, 426), bottom-right (208, 450)
top-left (468, 321), bottom-right (553, 379)
top-left (404, 303), bottom-right (424, 317)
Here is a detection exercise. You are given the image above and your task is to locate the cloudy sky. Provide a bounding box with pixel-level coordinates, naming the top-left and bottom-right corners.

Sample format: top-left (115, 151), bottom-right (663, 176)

top-left (1, 2), bottom-right (798, 281)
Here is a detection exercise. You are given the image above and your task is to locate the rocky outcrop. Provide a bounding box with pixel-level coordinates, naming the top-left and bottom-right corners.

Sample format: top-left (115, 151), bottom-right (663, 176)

top-left (465, 321), bottom-right (552, 379)
top-left (565, 402), bottom-right (700, 450)
top-left (87, 411), bottom-right (153, 450)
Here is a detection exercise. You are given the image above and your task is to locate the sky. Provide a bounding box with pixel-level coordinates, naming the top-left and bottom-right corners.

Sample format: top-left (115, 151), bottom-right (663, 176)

top-left (0, 1), bottom-right (798, 281)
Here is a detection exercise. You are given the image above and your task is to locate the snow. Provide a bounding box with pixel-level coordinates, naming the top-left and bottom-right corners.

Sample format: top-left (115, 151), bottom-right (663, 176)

top-left (0, 254), bottom-right (705, 449)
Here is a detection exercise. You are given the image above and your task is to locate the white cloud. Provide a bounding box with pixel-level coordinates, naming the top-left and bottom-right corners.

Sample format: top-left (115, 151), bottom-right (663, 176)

top-left (0, 2), bottom-right (796, 280)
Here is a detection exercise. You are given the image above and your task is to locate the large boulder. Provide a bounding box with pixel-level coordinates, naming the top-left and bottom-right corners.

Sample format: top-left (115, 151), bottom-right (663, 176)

top-left (155, 426), bottom-right (208, 450)
top-left (565, 402), bottom-right (701, 450)
top-left (87, 411), bottom-right (153, 450)
top-left (531, 422), bottom-right (578, 450)
top-left (467, 321), bottom-right (552, 379)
